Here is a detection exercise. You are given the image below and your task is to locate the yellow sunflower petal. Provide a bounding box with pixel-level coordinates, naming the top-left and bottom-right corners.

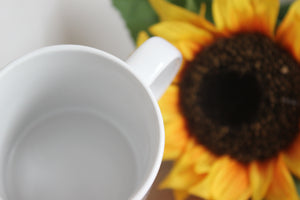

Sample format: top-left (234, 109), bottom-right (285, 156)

top-left (148, 0), bottom-right (216, 33)
top-left (210, 156), bottom-right (251, 200)
top-left (265, 155), bottom-right (298, 200)
top-left (193, 145), bottom-right (217, 175)
top-left (158, 84), bottom-right (181, 122)
top-left (173, 190), bottom-right (189, 200)
top-left (159, 167), bottom-right (201, 192)
top-left (163, 116), bottom-right (189, 160)
top-left (175, 40), bottom-right (201, 61)
top-left (136, 31), bottom-right (150, 47)
top-left (160, 158), bottom-right (203, 190)
top-left (199, 2), bottom-right (206, 17)
top-left (213, 0), bottom-right (279, 36)
top-left (160, 140), bottom-right (206, 190)
top-left (189, 174), bottom-right (212, 199)
top-left (194, 153), bottom-right (216, 175)
top-left (249, 160), bottom-right (275, 200)
top-left (149, 21), bottom-right (213, 45)
top-left (168, 139), bottom-right (203, 171)
top-left (283, 134), bottom-right (300, 178)
top-left (276, 0), bottom-right (300, 62)
top-left (159, 84), bottom-right (189, 160)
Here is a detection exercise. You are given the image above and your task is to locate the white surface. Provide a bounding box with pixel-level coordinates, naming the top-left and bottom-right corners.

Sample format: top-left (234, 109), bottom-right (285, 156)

top-left (7, 109), bottom-right (137, 200)
top-left (0, 45), bottom-right (169, 200)
top-left (0, 0), bottom-right (135, 68)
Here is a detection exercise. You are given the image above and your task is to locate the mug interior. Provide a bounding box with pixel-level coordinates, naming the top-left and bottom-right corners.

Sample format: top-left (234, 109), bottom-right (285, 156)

top-left (0, 46), bottom-right (163, 200)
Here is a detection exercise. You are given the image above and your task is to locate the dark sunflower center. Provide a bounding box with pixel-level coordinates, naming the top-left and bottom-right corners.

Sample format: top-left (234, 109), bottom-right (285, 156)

top-left (199, 70), bottom-right (262, 126)
top-left (179, 33), bottom-right (300, 163)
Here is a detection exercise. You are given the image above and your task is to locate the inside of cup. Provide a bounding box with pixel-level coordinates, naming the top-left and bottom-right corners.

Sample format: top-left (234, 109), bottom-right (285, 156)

top-left (0, 47), bottom-right (163, 200)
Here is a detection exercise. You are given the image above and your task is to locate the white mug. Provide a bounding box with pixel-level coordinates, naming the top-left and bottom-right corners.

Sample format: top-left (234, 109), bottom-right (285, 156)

top-left (0, 37), bottom-right (182, 200)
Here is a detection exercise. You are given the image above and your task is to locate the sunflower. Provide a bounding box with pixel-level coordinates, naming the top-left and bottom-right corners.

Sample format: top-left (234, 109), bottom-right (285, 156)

top-left (137, 0), bottom-right (300, 200)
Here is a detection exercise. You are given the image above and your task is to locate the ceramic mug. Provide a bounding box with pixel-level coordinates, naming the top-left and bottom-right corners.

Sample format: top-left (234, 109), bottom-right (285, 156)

top-left (0, 37), bottom-right (182, 200)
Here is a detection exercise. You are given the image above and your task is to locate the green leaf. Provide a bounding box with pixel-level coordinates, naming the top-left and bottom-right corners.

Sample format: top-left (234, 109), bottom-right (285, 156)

top-left (196, 0), bottom-right (214, 23)
top-left (293, 176), bottom-right (300, 195)
top-left (168, 0), bottom-right (185, 7)
top-left (185, 0), bottom-right (199, 13)
top-left (278, 3), bottom-right (291, 24)
top-left (112, 0), bottom-right (159, 41)
top-left (169, 0), bottom-right (214, 23)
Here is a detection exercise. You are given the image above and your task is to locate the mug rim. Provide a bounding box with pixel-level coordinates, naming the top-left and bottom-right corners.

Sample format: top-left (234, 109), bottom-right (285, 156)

top-left (0, 45), bottom-right (165, 200)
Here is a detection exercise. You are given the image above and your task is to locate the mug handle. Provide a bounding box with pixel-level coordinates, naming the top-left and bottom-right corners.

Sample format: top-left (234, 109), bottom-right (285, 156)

top-left (126, 37), bottom-right (182, 100)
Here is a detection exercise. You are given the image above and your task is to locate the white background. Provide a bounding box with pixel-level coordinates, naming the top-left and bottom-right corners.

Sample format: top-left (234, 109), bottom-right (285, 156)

top-left (0, 0), bottom-right (135, 68)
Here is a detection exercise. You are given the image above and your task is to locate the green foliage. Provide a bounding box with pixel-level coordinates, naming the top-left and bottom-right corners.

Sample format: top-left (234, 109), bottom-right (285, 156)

top-left (278, 3), bottom-right (291, 24)
top-left (112, 0), bottom-right (159, 40)
top-left (176, 0), bottom-right (214, 23)
top-left (294, 176), bottom-right (300, 195)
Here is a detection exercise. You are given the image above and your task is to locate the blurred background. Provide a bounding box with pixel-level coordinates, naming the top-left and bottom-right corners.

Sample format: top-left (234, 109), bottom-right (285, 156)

top-left (0, 0), bottom-right (135, 68)
top-left (0, 0), bottom-right (294, 199)
top-left (0, 0), bottom-right (293, 68)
